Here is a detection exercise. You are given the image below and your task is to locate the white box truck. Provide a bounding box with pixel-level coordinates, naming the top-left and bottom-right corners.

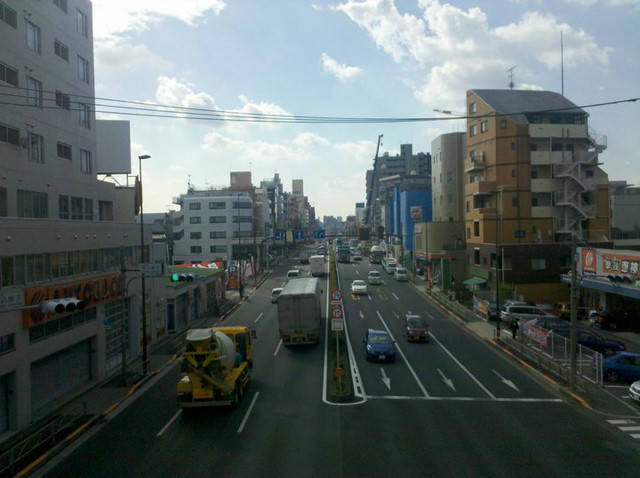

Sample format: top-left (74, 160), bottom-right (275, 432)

top-left (309, 255), bottom-right (326, 277)
top-left (277, 278), bottom-right (322, 345)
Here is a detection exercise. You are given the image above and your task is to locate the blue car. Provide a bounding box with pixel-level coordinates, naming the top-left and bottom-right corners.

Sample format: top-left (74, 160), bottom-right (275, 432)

top-left (603, 352), bottom-right (640, 382)
top-left (363, 329), bottom-right (396, 362)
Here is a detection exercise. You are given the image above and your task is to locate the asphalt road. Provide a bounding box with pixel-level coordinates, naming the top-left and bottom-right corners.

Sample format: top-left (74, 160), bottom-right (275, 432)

top-left (39, 253), bottom-right (640, 477)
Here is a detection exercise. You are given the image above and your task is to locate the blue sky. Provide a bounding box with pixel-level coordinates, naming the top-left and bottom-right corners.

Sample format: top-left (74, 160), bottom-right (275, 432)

top-left (91, 0), bottom-right (640, 219)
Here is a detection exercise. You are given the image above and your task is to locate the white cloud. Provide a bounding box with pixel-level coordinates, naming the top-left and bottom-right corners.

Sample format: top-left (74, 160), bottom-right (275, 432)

top-left (91, 0), bottom-right (226, 39)
top-left (155, 76), bottom-right (219, 109)
top-left (321, 53), bottom-right (364, 81)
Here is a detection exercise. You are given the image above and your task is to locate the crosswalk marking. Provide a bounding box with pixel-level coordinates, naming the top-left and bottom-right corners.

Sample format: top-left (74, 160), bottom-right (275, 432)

top-left (607, 419), bottom-right (640, 439)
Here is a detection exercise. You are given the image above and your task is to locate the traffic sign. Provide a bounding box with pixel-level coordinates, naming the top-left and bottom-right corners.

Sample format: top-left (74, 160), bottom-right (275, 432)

top-left (330, 289), bottom-right (342, 301)
top-left (314, 230), bottom-right (326, 239)
top-left (331, 318), bottom-right (344, 331)
top-left (331, 306), bottom-right (343, 319)
top-left (294, 230), bottom-right (304, 240)
top-left (274, 230), bottom-right (285, 241)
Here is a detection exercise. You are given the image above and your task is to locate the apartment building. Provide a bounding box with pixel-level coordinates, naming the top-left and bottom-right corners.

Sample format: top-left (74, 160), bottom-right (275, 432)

top-left (0, 0), bottom-right (155, 434)
top-left (464, 89), bottom-right (611, 300)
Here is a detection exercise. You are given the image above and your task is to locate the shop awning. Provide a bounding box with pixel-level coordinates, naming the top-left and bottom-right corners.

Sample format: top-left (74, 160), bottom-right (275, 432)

top-left (463, 277), bottom-right (486, 286)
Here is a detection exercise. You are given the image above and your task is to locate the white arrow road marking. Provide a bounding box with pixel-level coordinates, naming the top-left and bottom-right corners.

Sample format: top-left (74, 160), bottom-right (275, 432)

top-left (392, 310), bottom-right (399, 320)
top-left (438, 368), bottom-right (456, 391)
top-left (493, 370), bottom-right (520, 391)
top-left (392, 292), bottom-right (399, 301)
top-left (359, 310), bottom-right (364, 320)
top-left (254, 312), bottom-right (263, 323)
top-left (380, 367), bottom-right (391, 390)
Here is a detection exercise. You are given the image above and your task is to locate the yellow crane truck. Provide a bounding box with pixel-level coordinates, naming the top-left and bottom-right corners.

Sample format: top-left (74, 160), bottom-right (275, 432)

top-left (177, 325), bottom-right (255, 408)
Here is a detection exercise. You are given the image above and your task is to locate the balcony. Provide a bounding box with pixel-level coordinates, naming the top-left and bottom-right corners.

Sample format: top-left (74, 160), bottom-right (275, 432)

top-left (467, 180), bottom-right (497, 196)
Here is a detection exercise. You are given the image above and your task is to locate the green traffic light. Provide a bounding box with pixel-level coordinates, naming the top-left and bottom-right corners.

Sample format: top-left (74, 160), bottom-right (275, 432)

top-left (171, 273), bottom-right (180, 282)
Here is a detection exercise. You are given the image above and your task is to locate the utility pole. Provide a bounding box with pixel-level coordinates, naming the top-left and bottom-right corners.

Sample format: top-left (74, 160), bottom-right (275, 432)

top-left (569, 235), bottom-right (578, 390)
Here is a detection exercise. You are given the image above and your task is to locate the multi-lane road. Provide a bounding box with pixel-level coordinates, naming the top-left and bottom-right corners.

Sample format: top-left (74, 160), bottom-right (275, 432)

top-left (40, 254), bottom-right (640, 477)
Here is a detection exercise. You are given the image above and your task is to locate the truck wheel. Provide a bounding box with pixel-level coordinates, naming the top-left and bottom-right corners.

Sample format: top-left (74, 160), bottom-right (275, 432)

top-left (233, 386), bottom-right (240, 406)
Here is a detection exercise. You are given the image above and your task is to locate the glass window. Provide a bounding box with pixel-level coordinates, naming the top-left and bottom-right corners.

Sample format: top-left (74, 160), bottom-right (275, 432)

top-left (17, 190), bottom-right (48, 218)
top-left (84, 198), bottom-right (93, 220)
top-left (190, 216), bottom-right (201, 224)
top-left (71, 196), bottom-right (83, 219)
top-left (469, 124), bottom-right (477, 137)
top-left (26, 76), bottom-right (43, 107)
top-left (469, 102), bottom-right (476, 114)
top-left (209, 201), bottom-right (225, 209)
top-left (0, 3), bottom-right (17, 28)
top-left (76, 9), bottom-right (88, 38)
top-left (190, 232), bottom-right (202, 239)
top-left (25, 20), bottom-right (41, 54)
top-left (28, 132), bottom-right (44, 163)
top-left (189, 202), bottom-right (201, 210)
top-left (480, 120), bottom-right (488, 133)
top-left (59, 195), bottom-right (69, 219)
top-left (77, 55), bottom-right (90, 83)
top-left (210, 231), bottom-right (226, 238)
top-left (0, 122), bottom-right (19, 145)
top-left (79, 102), bottom-right (90, 127)
top-left (56, 91), bottom-right (71, 110)
top-left (54, 40), bottom-right (69, 61)
top-left (209, 216), bottom-right (226, 223)
top-left (190, 246), bottom-right (202, 253)
top-left (80, 149), bottom-right (92, 173)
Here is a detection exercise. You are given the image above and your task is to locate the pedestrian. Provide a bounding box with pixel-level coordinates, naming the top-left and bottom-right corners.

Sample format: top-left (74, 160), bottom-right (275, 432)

top-left (509, 317), bottom-right (519, 340)
top-left (239, 281), bottom-right (244, 299)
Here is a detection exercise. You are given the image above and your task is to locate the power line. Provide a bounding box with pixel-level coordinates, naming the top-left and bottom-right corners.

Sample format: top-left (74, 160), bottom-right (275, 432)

top-left (1, 84), bottom-right (637, 124)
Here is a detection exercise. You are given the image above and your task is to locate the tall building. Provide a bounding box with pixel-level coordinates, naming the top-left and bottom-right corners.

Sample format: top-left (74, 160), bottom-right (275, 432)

top-left (0, 0), bottom-right (151, 432)
top-left (610, 180), bottom-right (640, 242)
top-left (464, 89), bottom-right (611, 300)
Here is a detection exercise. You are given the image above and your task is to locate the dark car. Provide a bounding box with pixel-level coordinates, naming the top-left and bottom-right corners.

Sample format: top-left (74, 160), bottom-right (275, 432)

top-left (552, 328), bottom-right (626, 355)
top-left (403, 314), bottom-right (430, 342)
top-left (596, 309), bottom-right (639, 331)
top-left (603, 352), bottom-right (640, 382)
top-left (363, 329), bottom-right (396, 362)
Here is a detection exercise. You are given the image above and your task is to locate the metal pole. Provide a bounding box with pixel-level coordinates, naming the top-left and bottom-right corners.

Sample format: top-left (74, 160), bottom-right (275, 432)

top-left (138, 154), bottom-right (150, 375)
top-left (569, 236), bottom-right (578, 389)
top-left (495, 194), bottom-right (500, 340)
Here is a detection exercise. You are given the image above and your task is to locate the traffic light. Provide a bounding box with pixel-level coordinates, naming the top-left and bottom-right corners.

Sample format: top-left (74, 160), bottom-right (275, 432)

top-left (40, 298), bottom-right (85, 314)
top-left (170, 273), bottom-right (197, 282)
top-left (607, 274), bottom-right (634, 284)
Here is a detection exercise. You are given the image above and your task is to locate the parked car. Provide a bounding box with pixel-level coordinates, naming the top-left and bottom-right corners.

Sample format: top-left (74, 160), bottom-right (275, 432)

top-left (363, 329), bottom-right (396, 362)
top-left (286, 269), bottom-right (301, 280)
top-left (368, 270), bottom-right (383, 285)
top-left (499, 300), bottom-right (527, 314)
top-left (350, 279), bottom-right (368, 295)
top-left (629, 380), bottom-right (640, 403)
top-left (596, 308), bottom-right (639, 331)
top-left (403, 314), bottom-right (430, 342)
top-left (603, 352), bottom-right (640, 382)
top-left (534, 301), bottom-right (560, 317)
top-left (394, 267), bottom-right (408, 281)
top-left (500, 305), bottom-right (557, 324)
top-left (525, 316), bottom-right (571, 331)
top-left (555, 301), bottom-right (572, 320)
top-left (270, 287), bottom-right (283, 303)
top-left (551, 328), bottom-right (626, 355)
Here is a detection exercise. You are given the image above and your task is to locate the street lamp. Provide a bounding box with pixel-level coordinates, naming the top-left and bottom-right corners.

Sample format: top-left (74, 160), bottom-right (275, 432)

top-left (138, 154), bottom-right (150, 375)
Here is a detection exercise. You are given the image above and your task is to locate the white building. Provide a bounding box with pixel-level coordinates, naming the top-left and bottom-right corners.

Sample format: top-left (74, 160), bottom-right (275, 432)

top-left (0, 0), bottom-right (155, 435)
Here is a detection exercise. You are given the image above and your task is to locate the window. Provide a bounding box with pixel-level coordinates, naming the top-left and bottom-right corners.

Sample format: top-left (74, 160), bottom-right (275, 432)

top-left (17, 189), bottom-right (48, 218)
top-left (79, 102), bottom-right (90, 128)
top-left (233, 215), bottom-right (252, 223)
top-left (209, 216), bottom-right (226, 223)
top-left (0, 122), bottom-right (19, 145)
top-left (57, 142), bottom-right (72, 159)
top-left (190, 246), bottom-right (202, 253)
top-left (190, 232), bottom-right (202, 239)
top-left (84, 198), bottom-right (93, 220)
top-left (28, 132), bottom-right (44, 163)
top-left (76, 9), bottom-right (88, 38)
top-left (59, 195), bottom-right (69, 219)
top-left (515, 230), bottom-right (525, 239)
top-left (500, 119), bottom-right (507, 129)
top-left (233, 200), bottom-right (252, 209)
top-left (552, 143), bottom-right (563, 151)
top-left (0, 333), bottom-right (15, 355)
top-left (54, 40), bottom-right (69, 61)
top-left (0, 2), bottom-right (17, 28)
top-left (71, 196), bottom-right (83, 219)
top-left (80, 149), bottom-right (92, 173)
top-left (26, 76), bottom-right (43, 107)
top-left (530, 143), bottom-right (538, 151)
top-left (0, 61), bottom-right (18, 86)
top-left (480, 120), bottom-right (488, 133)
top-left (56, 90), bottom-right (70, 110)
top-left (210, 245), bottom-right (226, 253)
top-left (473, 220), bottom-right (479, 237)
top-left (512, 197), bottom-right (519, 206)
top-left (531, 258), bottom-right (546, 270)
top-left (54, 0), bottom-right (68, 12)
top-left (469, 102), bottom-right (476, 114)
top-left (469, 125), bottom-right (477, 137)
top-left (25, 20), bottom-right (41, 54)
top-left (209, 201), bottom-right (225, 209)
top-left (189, 202), bottom-right (201, 210)
top-left (210, 231), bottom-right (226, 239)
top-left (190, 216), bottom-right (201, 224)
top-left (77, 55), bottom-right (90, 83)
top-left (532, 197), bottom-right (538, 207)
top-left (0, 187), bottom-right (6, 216)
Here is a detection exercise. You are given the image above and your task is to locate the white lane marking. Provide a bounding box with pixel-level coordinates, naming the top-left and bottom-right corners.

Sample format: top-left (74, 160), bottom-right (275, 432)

top-left (377, 311), bottom-right (430, 397)
top-left (380, 368), bottom-right (391, 390)
top-left (274, 339), bottom-right (283, 356)
top-left (254, 312), bottom-right (264, 323)
top-left (493, 369), bottom-right (520, 392)
top-left (157, 409), bottom-right (182, 436)
top-left (392, 292), bottom-right (400, 301)
top-left (438, 368), bottom-right (456, 391)
top-left (429, 332), bottom-right (496, 399)
top-left (237, 392), bottom-right (260, 433)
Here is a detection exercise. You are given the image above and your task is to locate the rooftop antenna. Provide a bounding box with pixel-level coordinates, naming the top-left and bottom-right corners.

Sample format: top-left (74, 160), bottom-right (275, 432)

top-left (507, 65), bottom-right (517, 90)
top-left (560, 30), bottom-right (565, 96)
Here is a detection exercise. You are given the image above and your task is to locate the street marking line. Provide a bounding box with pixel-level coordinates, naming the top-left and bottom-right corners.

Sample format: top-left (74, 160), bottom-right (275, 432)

top-left (254, 312), bottom-right (264, 323)
top-left (157, 409), bottom-right (182, 436)
top-left (237, 392), bottom-right (260, 433)
top-left (619, 426), bottom-right (640, 431)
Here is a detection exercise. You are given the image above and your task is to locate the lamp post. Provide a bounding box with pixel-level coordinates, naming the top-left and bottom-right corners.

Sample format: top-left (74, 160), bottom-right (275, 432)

top-left (138, 154), bottom-right (150, 375)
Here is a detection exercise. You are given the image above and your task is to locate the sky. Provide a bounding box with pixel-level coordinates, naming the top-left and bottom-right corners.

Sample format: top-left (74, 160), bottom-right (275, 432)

top-left (90, 0), bottom-right (640, 219)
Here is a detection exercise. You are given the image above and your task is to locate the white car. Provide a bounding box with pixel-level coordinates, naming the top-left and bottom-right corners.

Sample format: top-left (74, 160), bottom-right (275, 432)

top-left (394, 267), bottom-right (408, 281)
top-left (351, 280), bottom-right (368, 295)
top-left (286, 270), bottom-right (301, 280)
top-left (368, 270), bottom-right (382, 285)
top-left (630, 380), bottom-right (640, 403)
top-left (270, 287), bottom-right (283, 303)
